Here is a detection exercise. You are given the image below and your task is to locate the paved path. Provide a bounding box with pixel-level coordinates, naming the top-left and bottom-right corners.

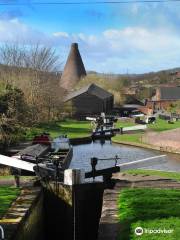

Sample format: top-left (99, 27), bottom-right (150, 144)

top-left (98, 173), bottom-right (180, 240)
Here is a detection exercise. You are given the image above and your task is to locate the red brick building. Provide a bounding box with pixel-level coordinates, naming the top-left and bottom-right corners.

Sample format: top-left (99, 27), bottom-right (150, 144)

top-left (147, 86), bottom-right (180, 111)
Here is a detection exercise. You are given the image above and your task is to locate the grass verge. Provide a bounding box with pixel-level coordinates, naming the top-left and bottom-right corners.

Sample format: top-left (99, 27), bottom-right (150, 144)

top-left (126, 169), bottom-right (180, 181)
top-left (0, 186), bottom-right (20, 218)
top-left (115, 120), bottom-right (136, 128)
top-left (112, 133), bottom-right (143, 143)
top-left (26, 119), bottom-right (136, 140)
top-left (149, 118), bottom-right (180, 132)
top-left (118, 188), bottom-right (180, 240)
top-left (26, 119), bottom-right (91, 139)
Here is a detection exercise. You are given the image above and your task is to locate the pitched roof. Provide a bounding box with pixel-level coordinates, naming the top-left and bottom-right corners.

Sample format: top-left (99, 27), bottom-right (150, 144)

top-left (64, 84), bottom-right (113, 102)
top-left (60, 43), bottom-right (86, 90)
top-left (160, 87), bottom-right (180, 100)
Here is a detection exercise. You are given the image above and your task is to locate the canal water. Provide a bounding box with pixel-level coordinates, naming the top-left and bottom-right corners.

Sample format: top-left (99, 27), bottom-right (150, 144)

top-left (70, 140), bottom-right (180, 172)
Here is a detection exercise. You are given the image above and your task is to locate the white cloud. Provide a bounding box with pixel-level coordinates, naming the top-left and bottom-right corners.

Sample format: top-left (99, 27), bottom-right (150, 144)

top-left (1, 18), bottom-right (180, 73)
top-left (0, 18), bottom-right (47, 44)
top-left (53, 32), bottom-right (69, 38)
top-left (103, 27), bottom-right (180, 53)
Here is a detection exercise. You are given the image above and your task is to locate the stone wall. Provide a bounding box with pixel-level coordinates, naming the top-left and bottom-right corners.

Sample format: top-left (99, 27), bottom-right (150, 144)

top-left (0, 187), bottom-right (44, 240)
top-left (14, 192), bottom-right (44, 240)
top-left (1, 182), bottom-right (104, 240)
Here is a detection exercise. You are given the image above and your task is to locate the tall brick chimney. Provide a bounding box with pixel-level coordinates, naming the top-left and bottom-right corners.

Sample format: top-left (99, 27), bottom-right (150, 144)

top-left (60, 43), bottom-right (86, 91)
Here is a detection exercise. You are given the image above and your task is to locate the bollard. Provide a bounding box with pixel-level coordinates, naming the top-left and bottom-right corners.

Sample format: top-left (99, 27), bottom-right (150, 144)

top-left (64, 169), bottom-right (85, 185)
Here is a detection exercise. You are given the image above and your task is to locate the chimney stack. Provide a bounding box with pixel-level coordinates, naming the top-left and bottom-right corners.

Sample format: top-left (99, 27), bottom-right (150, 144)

top-left (60, 43), bottom-right (86, 91)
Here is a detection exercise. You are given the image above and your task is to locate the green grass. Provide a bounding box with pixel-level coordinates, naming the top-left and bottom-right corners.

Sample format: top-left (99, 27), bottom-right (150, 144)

top-left (113, 118), bottom-right (180, 145)
top-left (112, 133), bottom-right (143, 143)
top-left (118, 188), bottom-right (180, 240)
top-left (0, 186), bottom-right (20, 218)
top-left (115, 118), bottom-right (180, 132)
top-left (26, 119), bottom-right (91, 139)
top-left (126, 169), bottom-right (180, 181)
top-left (149, 118), bottom-right (180, 132)
top-left (115, 120), bottom-right (136, 128)
top-left (26, 119), bottom-right (135, 140)
top-left (25, 118), bottom-right (180, 142)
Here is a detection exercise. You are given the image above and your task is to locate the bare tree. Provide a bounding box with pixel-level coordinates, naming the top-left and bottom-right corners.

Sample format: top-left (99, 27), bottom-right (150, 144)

top-left (0, 42), bottom-right (60, 71)
top-left (25, 45), bottom-right (60, 72)
top-left (0, 42), bottom-right (63, 123)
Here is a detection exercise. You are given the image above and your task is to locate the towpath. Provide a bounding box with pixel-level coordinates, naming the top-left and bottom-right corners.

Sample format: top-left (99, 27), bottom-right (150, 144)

top-left (98, 173), bottom-right (180, 240)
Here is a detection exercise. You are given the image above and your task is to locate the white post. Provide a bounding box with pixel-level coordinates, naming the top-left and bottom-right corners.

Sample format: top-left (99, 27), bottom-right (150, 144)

top-left (64, 169), bottom-right (85, 185)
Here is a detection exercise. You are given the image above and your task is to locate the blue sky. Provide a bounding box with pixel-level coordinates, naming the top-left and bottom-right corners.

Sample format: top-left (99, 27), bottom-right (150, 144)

top-left (1, 0), bottom-right (180, 73)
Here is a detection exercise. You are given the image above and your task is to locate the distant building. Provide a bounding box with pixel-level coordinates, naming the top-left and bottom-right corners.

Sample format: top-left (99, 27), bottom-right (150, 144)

top-left (170, 71), bottom-right (180, 79)
top-left (60, 43), bottom-right (86, 91)
top-left (148, 86), bottom-right (180, 110)
top-left (117, 95), bottom-right (145, 117)
top-left (64, 84), bottom-right (114, 116)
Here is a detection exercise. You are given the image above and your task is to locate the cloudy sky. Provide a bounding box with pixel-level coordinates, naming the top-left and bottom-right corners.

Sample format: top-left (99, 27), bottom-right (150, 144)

top-left (0, 0), bottom-right (180, 73)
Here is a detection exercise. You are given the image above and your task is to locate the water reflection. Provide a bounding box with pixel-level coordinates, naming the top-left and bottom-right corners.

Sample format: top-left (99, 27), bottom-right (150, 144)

top-left (70, 140), bottom-right (180, 172)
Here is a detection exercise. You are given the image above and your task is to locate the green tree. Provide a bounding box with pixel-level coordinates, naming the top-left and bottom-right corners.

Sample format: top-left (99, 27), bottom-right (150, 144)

top-left (0, 85), bottom-right (28, 123)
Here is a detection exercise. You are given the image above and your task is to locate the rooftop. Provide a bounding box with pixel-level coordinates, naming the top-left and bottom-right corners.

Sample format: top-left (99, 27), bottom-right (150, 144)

top-left (160, 86), bottom-right (180, 100)
top-left (64, 84), bottom-right (113, 102)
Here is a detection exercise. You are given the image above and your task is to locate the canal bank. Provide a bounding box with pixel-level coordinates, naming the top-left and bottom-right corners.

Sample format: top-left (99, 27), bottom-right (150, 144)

top-left (1, 172), bottom-right (180, 240)
top-left (98, 173), bottom-right (180, 240)
top-left (112, 138), bottom-right (180, 155)
top-left (1, 139), bottom-right (180, 240)
top-left (0, 185), bottom-right (43, 240)
top-left (70, 140), bottom-right (180, 172)
top-left (0, 179), bottom-right (105, 240)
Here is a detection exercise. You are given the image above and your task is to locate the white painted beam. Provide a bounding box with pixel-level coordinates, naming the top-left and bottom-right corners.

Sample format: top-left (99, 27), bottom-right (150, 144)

top-left (118, 155), bottom-right (167, 171)
top-left (0, 154), bottom-right (35, 172)
top-left (123, 125), bottom-right (147, 132)
top-left (86, 117), bottom-right (97, 121)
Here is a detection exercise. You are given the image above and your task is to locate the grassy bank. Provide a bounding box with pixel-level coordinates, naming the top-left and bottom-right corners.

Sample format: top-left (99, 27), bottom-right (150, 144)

top-left (116, 118), bottom-right (180, 132)
top-left (118, 188), bottom-right (180, 240)
top-left (149, 118), bottom-right (180, 132)
top-left (26, 119), bottom-right (91, 140)
top-left (113, 118), bottom-right (180, 145)
top-left (115, 120), bottom-right (136, 128)
top-left (26, 119), bottom-right (136, 140)
top-left (0, 187), bottom-right (20, 218)
top-left (26, 118), bottom-right (180, 143)
top-left (112, 133), bottom-right (143, 143)
top-left (126, 169), bottom-right (180, 181)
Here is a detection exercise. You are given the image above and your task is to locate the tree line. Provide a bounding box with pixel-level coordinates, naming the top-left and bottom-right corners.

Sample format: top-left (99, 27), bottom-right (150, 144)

top-left (0, 43), bottom-right (64, 151)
